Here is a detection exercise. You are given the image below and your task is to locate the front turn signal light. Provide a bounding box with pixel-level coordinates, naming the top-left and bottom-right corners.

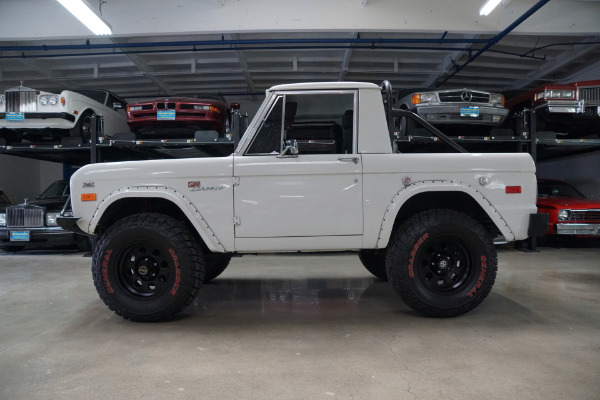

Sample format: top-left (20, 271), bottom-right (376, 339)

top-left (81, 193), bottom-right (97, 201)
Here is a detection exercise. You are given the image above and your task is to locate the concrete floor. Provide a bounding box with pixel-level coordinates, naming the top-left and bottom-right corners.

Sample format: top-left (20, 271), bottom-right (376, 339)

top-left (0, 244), bottom-right (599, 400)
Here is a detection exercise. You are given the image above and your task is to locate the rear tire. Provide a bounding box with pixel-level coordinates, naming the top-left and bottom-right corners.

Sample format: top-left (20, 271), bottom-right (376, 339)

top-left (92, 213), bottom-right (204, 322)
top-left (387, 209), bottom-right (497, 317)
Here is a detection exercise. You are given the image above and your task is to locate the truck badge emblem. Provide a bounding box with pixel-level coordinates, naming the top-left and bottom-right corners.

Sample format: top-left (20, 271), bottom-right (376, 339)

top-left (83, 182), bottom-right (95, 188)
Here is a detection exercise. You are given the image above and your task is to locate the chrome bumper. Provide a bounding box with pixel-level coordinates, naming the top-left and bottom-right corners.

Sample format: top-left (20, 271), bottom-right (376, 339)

top-left (555, 223), bottom-right (600, 235)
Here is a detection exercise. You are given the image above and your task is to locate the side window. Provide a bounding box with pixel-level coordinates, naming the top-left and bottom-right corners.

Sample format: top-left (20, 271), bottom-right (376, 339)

top-left (245, 91), bottom-right (355, 156)
top-left (284, 92), bottom-right (355, 155)
top-left (246, 96), bottom-right (284, 155)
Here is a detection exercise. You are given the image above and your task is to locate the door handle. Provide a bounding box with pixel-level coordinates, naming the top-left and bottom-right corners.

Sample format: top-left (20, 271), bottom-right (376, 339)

top-left (337, 157), bottom-right (359, 164)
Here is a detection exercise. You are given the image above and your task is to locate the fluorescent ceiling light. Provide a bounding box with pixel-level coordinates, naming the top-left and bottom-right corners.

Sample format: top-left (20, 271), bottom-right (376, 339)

top-left (480, 0), bottom-right (502, 16)
top-left (56, 0), bottom-right (112, 35)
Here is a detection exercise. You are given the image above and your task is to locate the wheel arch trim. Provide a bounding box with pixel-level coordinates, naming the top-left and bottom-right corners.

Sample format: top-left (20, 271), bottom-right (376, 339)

top-left (375, 180), bottom-right (514, 248)
top-left (87, 185), bottom-right (226, 252)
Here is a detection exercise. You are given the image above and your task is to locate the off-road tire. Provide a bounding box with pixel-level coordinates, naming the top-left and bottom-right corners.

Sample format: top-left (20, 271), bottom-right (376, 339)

top-left (358, 250), bottom-right (388, 281)
top-left (204, 253), bottom-right (232, 283)
top-left (92, 213), bottom-right (204, 322)
top-left (387, 209), bottom-right (497, 317)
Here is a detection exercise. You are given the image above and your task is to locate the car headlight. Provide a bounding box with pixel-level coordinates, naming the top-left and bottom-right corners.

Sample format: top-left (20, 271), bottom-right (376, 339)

top-left (537, 89), bottom-right (576, 101)
top-left (0, 213), bottom-right (6, 226)
top-left (412, 93), bottom-right (436, 105)
top-left (491, 94), bottom-right (505, 106)
top-left (39, 95), bottom-right (59, 105)
top-left (128, 106), bottom-right (143, 112)
top-left (193, 105), bottom-right (220, 112)
top-left (557, 209), bottom-right (572, 221)
top-left (46, 212), bottom-right (60, 227)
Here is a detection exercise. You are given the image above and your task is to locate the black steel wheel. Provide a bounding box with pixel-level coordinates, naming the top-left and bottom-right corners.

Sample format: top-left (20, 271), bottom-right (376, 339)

top-left (92, 213), bottom-right (204, 322)
top-left (387, 209), bottom-right (497, 317)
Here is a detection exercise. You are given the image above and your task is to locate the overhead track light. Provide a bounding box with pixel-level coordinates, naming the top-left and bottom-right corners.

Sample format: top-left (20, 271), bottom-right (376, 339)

top-left (480, 0), bottom-right (502, 16)
top-left (56, 0), bottom-right (112, 35)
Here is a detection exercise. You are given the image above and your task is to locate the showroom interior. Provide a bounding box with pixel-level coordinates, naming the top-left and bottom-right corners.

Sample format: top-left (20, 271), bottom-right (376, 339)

top-left (1, 0), bottom-right (599, 399)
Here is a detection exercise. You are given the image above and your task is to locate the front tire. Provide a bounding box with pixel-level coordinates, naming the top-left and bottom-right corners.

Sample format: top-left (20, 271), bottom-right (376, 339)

top-left (92, 213), bottom-right (204, 322)
top-left (387, 210), bottom-right (497, 317)
top-left (71, 111), bottom-right (93, 142)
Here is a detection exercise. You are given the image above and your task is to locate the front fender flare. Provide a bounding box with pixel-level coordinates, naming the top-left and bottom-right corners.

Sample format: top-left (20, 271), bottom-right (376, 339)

top-left (87, 185), bottom-right (226, 253)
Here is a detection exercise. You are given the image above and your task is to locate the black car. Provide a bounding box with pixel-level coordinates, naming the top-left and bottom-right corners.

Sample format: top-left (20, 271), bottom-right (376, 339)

top-left (0, 189), bottom-right (12, 208)
top-left (0, 180), bottom-right (90, 252)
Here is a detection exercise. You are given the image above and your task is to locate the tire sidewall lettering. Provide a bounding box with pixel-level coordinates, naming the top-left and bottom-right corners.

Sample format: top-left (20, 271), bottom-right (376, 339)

top-left (102, 249), bottom-right (115, 294)
top-left (169, 248), bottom-right (182, 296)
top-left (408, 232), bottom-right (429, 278)
top-left (467, 255), bottom-right (487, 298)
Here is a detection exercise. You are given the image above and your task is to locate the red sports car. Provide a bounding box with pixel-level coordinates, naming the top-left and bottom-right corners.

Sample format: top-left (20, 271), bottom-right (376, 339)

top-left (126, 96), bottom-right (239, 139)
top-left (537, 179), bottom-right (600, 237)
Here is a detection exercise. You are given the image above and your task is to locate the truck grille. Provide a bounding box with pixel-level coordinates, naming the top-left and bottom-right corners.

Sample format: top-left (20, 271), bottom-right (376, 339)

top-left (572, 209), bottom-right (600, 222)
top-left (4, 88), bottom-right (38, 113)
top-left (438, 91), bottom-right (490, 103)
top-left (579, 86), bottom-right (600, 105)
top-left (6, 206), bottom-right (44, 228)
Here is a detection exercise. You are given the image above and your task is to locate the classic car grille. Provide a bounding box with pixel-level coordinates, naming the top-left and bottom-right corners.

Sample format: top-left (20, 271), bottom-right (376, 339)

top-left (572, 209), bottom-right (600, 222)
top-left (156, 102), bottom-right (177, 110)
top-left (4, 88), bottom-right (38, 113)
top-left (438, 91), bottom-right (490, 103)
top-left (579, 87), bottom-right (600, 105)
top-left (6, 206), bottom-right (44, 228)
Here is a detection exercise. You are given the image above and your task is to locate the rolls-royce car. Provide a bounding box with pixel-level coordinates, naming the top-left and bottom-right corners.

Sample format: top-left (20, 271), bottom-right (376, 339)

top-left (0, 84), bottom-right (129, 143)
top-left (0, 180), bottom-right (90, 252)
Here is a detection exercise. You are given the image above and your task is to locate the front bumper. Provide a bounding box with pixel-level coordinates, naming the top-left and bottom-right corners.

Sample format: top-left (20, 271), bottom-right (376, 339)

top-left (534, 100), bottom-right (584, 114)
top-left (415, 105), bottom-right (508, 125)
top-left (555, 223), bottom-right (600, 236)
top-left (0, 112), bottom-right (76, 130)
top-left (0, 226), bottom-right (78, 247)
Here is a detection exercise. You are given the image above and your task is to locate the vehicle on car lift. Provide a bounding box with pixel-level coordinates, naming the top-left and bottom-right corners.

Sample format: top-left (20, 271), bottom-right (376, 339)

top-left (126, 95), bottom-right (240, 140)
top-left (0, 180), bottom-right (90, 252)
top-left (506, 79), bottom-right (600, 139)
top-left (0, 84), bottom-right (129, 144)
top-left (537, 179), bottom-right (600, 239)
top-left (394, 87), bottom-right (508, 136)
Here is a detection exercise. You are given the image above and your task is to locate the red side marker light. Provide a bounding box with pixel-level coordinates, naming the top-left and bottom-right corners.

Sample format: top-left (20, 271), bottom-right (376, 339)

top-left (505, 186), bottom-right (521, 194)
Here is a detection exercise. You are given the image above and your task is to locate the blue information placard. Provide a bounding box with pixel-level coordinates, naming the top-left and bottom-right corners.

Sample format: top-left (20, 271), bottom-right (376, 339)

top-left (157, 110), bottom-right (176, 120)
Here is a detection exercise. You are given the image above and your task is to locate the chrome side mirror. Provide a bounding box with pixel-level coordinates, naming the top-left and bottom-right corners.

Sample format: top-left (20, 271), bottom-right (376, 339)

top-left (278, 139), bottom-right (299, 158)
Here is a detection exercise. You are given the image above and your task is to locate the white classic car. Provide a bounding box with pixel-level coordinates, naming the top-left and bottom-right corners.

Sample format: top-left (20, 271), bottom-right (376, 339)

top-left (0, 84), bottom-right (130, 144)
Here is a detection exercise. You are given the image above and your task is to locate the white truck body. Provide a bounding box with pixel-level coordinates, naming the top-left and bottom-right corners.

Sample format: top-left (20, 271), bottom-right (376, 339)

top-left (62, 81), bottom-right (546, 321)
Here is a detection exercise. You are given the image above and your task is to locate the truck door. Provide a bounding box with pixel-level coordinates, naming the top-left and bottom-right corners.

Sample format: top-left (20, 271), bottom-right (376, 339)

top-left (233, 91), bottom-right (363, 248)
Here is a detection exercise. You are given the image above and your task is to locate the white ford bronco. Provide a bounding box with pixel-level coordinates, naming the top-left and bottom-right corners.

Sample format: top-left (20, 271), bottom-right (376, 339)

top-left (59, 81), bottom-right (548, 322)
